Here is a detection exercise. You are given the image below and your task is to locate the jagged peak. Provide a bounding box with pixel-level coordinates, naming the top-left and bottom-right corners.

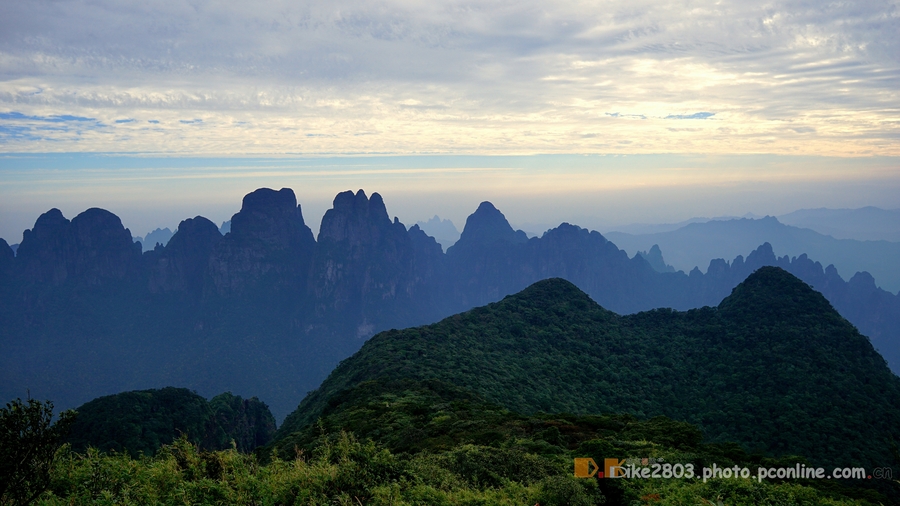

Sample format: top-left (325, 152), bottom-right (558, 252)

top-left (318, 189), bottom-right (397, 244)
top-left (329, 190), bottom-right (388, 217)
top-left (333, 189), bottom-right (362, 211)
top-left (745, 242), bottom-right (776, 266)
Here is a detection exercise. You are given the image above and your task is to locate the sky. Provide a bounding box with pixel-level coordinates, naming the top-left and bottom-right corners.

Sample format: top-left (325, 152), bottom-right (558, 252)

top-left (1, 0), bottom-right (899, 241)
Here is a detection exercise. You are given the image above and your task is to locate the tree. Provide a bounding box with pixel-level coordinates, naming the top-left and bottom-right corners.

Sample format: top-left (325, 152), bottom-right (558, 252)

top-left (0, 399), bottom-right (76, 505)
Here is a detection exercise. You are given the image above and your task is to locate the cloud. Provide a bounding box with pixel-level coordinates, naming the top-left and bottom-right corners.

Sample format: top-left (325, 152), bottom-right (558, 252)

top-left (665, 112), bottom-right (715, 120)
top-left (0, 112), bottom-right (98, 123)
top-left (0, 0), bottom-right (897, 154)
top-left (0, 111), bottom-right (106, 143)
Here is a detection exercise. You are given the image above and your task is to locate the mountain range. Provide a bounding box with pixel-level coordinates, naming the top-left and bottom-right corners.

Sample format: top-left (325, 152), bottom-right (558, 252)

top-left (606, 206), bottom-right (900, 242)
top-left (133, 227), bottom-right (174, 252)
top-left (605, 216), bottom-right (900, 293)
top-left (1, 188), bottom-right (899, 421)
top-left (778, 207), bottom-right (900, 242)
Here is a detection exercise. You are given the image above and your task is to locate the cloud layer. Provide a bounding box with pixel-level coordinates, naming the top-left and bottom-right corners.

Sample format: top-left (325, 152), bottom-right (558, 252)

top-left (0, 0), bottom-right (898, 154)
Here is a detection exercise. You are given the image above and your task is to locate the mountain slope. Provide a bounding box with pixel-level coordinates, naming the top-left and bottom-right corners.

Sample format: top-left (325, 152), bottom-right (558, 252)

top-left (279, 269), bottom-right (900, 469)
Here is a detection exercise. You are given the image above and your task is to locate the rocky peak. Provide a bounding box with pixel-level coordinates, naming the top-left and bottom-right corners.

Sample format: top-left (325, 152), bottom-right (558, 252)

top-left (745, 242), bottom-right (777, 268)
top-left (208, 188), bottom-right (315, 296)
top-left (69, 208), bottom-right (142, 284)
top-left (31, 208), bottom-right (70, 239)
top-left (311, 190), bottom-right (443, 333)
top-left (318, 190), bottom-right (394, 245)
top-left (636, 244), bottom-right (675, 273)
top-left (448, 202), bottom-right (527, 254)
top-left (147, 216), bottom-right (222, 294)
top-left (0, 238), bottom-right (13, 276)
top-left (230, 188), bottom-right (314, 248)
top-left (15, 207), bottom-right (140, 285)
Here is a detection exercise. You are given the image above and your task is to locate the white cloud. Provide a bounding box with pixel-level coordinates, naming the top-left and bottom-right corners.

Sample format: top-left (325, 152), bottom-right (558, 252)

top-left (0, 0), bottom-right (897, 154)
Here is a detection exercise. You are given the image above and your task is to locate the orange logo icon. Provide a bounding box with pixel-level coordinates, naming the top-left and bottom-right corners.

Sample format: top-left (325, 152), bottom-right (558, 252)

top-left (574, 458), bottom-right (626, 478)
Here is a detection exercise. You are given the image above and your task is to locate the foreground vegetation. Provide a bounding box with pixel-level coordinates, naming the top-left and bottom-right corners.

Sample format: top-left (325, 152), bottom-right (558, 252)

top-left (36, 431), bottom-right (872, 506)
top-left (9, 379), bottom-right (889, 505)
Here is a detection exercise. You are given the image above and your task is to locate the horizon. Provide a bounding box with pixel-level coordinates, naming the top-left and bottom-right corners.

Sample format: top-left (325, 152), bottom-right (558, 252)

top-left (2, 152), bottom-right (899, 244)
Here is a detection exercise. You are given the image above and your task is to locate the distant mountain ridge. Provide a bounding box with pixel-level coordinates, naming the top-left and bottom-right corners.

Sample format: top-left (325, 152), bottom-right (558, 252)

top-left (415, 215), bottom-right (460, 251)
top-left (134, 227), bottom-right (175, 252)
top-left (1, 188), bottom-right (899, 420)
top-left (606, 206), bottom-right (900, 242)
top-left (605, 215), bottom-right (900, 293)
top-left (778, 206), bottom-right (900, 242)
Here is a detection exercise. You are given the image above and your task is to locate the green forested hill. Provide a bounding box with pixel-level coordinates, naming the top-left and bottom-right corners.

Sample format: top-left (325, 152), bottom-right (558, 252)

top-left (278, 267), bottom-right (900, 470)
top-left (65, 387), bottom-right (276, 455)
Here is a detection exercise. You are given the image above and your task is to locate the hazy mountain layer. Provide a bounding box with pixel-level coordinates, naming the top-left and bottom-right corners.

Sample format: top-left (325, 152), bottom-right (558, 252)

top-left (605, 216), bottom-right (900, 293)
top-left (1, 188), bottom-right (898, 421)
top-left (415, 215), bottom-right (460, 251)
top-left (778, 207), bottom-right (900, 242)
top-left (134, 227), bottom-right (174, 252)
top-left (605, 206), bottom-right (900, 242)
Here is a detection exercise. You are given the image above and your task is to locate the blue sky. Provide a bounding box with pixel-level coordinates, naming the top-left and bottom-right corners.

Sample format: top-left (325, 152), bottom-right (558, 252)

top-left (1, 0), bottom-right (899, 240)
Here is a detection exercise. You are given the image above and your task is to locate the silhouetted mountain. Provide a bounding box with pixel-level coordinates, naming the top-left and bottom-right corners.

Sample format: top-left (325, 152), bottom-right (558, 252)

top-left (7, 242), bottom-right (17, 256)
top-left (15, 207), bottom-right (142, 286)
top-left (278, 271), bottom-right (900, 471)
top-left (779, 206), bottom-right (900, 242)
top-left (448, 201), bottom-right (527, 254)
top-left (65, 387), bottom-right (276, 455)
top-left (208, 187), bottom-right (315, 297)
top-left (219, 220), bottom-right (231, 234)
top-left (311, 190), bottom-right (423, 336)
top-left (605, 216), bottom-right (900, 292)
top-left (2, 188), bottom-right (899, 422)
top-left (0, 238), bottom-right (13, 277)
top-left (146, 217), bottom-right (222, 295)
